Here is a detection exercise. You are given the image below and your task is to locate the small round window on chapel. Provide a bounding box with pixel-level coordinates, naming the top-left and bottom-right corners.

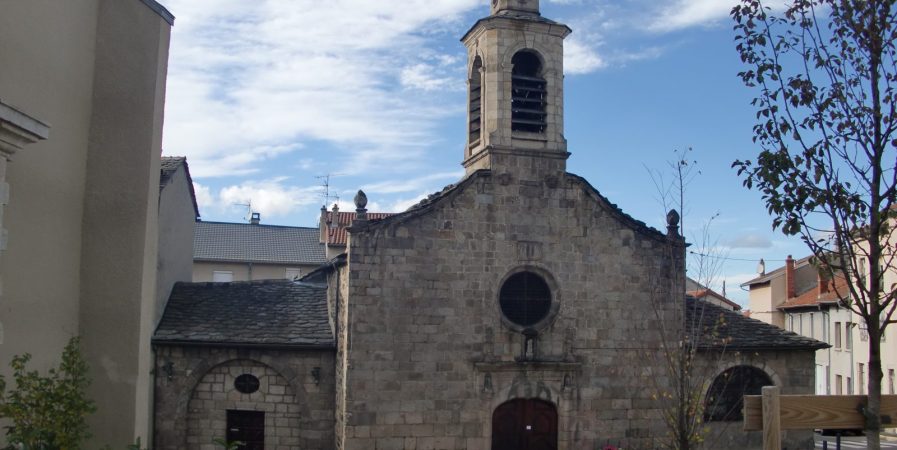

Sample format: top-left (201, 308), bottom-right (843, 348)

top-left (234, 374), bottom-right (260, 394)
top-left (499, 272), bottom-right (552, 327)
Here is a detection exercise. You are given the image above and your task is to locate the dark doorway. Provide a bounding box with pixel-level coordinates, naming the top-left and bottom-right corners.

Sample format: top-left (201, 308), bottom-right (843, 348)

top-left (226, 410), bottom-right (264, 450)
top-left (492, 398), bottom-right (558, 450)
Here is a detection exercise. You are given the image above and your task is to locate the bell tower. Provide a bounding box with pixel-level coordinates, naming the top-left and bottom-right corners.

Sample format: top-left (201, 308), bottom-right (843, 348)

top-left (461, 0), bottom-right (571, 176)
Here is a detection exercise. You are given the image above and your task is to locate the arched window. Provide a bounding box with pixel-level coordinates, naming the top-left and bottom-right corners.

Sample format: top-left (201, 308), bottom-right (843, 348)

top-left (469, 57), bottom-right (483, 145)
top-left (499, 271), bottom-right (552, 327)
top-left (704, 366), bottom-right (774, 422)
top-left (511, 51), bottom-right (546, 133)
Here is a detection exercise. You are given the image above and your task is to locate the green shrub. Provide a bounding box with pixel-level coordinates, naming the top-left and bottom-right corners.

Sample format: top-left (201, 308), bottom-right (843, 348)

top-left (0, 337), bottom-right (95, 450)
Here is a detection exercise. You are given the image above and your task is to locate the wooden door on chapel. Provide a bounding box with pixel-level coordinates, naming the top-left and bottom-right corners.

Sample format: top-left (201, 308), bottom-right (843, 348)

top-left (492, 399), bottom-right (558, 450)
top-left (226, 410), bottom-right (264, 450)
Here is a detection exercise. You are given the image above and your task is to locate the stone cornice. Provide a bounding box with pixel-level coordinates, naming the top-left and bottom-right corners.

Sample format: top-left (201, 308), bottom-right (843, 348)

top-left (0, 100), bottom-right (49, 157)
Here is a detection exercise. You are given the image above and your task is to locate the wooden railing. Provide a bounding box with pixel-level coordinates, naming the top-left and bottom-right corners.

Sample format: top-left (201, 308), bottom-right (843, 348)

top-left (743, 387), bottom-right (897, 450)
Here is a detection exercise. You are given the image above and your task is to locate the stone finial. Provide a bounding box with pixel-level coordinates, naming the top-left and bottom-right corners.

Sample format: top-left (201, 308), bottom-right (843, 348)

top-left (354, 189), bottom-right (368, 220)
top-left (666, 209), bottom-right (680, 237)
top-left (491, 0), bottom-right (540, 16)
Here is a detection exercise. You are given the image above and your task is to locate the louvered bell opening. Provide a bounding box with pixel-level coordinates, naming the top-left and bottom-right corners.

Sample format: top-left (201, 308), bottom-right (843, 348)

top-left (469, 84), bottom-right (482, 144)
top-left (499, 272), bottom-right (551, 326)
top-left (511, 51), bottom-right (546, 134)
top-left (469, 58), bottom-right (484, 145)
top-left (511, 75), bottom-right (546, 133)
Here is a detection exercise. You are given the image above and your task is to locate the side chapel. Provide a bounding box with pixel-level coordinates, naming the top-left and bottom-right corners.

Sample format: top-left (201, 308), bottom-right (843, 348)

top-left (153, 1), bottom-right (825, 449)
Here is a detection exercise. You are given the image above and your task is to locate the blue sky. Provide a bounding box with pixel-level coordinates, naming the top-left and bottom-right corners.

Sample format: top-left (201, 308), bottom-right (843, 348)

top-left (160, 0), bottom-right (806, 306)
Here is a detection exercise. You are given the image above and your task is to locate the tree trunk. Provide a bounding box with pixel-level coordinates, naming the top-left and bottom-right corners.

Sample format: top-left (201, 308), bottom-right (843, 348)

top-left (866, 318), bottom-right (883, 450)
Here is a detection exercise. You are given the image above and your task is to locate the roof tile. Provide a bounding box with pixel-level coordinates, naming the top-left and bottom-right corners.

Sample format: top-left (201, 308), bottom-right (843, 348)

top-left (194, 221), bottom-right (326, 265)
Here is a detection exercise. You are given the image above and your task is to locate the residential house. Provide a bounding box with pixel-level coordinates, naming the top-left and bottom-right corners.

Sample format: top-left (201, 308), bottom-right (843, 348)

top-left (686, 277), bottom-right (741, 311)
top-left (193, 217), bottom-right (326, 282)
top-left (154, 1), bottom-right (825, 448)
top-left (0, 1), bottom-right (181, 446)
top-left (745, 255), bottom-right (897, 399)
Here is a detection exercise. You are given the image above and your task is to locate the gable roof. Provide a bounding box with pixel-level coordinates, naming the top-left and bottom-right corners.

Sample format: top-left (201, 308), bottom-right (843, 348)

top-left (194, 221), bottom-right (326, 265)
top-left (353, 170), bottom-right (674, 244)
top-left (686, 296), bottom-right (829, 351)
top-left (153, 280), bottom-right (334, 349)
top-left (322, 211), bottom-right (395, 246)
top-left (160, 156), bottom-right (200, 219)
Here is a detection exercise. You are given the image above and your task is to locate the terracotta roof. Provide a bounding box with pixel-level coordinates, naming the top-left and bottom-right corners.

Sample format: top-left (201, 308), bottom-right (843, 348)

top-left (153, 280), bottom-right (334, 349)
top-left (194, 221), bottom-right (326, 265)
top-left (160, 156), bottom-right (200, 219)
top-left (686, 288), bottom-right (742, 311)
top-left (687, 296), bottom-right (829, 351)
top-left (779, 274), bottom-right (849, 310)
top-left (323, 211), bottom-right (395, 246)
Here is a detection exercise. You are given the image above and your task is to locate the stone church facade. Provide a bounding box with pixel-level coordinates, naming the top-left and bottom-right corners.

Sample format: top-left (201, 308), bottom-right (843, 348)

top-left (153, 1), bottom-right (825, 448)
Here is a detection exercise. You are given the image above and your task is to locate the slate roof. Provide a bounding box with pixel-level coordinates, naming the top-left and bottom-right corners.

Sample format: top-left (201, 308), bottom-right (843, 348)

top-left (153, 280), bottom-right (334, 348)
top-left (687, 296), bottom-right (829, 351)
top-left (194, 221), bottom-right (326, 265)
top-left (160, 156), bottom-right (200, 219)
top-left (323, 211), bottom-right (395, 246)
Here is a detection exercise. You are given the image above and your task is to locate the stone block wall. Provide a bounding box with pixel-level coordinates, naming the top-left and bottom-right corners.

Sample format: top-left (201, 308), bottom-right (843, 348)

top-left (154, 346), bottom-right (335, 450)
top-left (338, 169), bottom-right (685, 449)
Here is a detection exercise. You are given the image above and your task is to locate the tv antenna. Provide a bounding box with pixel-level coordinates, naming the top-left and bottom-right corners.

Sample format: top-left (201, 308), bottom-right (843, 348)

top-left (316, 173), bottom-right (343, 207)
top-left (233, 200), bottom-right (253, 222)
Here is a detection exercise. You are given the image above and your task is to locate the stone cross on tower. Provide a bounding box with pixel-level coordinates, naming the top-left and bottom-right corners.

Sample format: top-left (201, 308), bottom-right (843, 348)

top-left (491, 0), bottom-right (540, 15)
top-left (461, 0), bottom-right (571, 177)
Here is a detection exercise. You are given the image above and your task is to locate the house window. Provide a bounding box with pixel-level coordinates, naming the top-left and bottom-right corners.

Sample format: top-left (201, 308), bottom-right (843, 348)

top-left (858, 364), bottom-right (865, 395)
top-left (469, 56), bottom-right (483, 145)
top-left (499, 271), bottom-right (552, 327)
top-left (845, 323), bottom-right (852, 350)
top-left (704, 366), bottom-right (774, 422)
top-left (809, 313), bottom-right (814, 338)
top-left (213, 270), bottom-right (233, 282)
top-left (788, 315), bottom-right (794, 332)
top-left (285, 268), bottom-right (301, 280)
top-left (510, 51), bottom-right (546, 133)
top-left (835, 322), bottom-right (842, 349)
top-left (847, 376), bottom-right (853, 394)
top-left (836, 375), bottom-right (843, 394)
top-left (889, 369), bottom-right (895, 394)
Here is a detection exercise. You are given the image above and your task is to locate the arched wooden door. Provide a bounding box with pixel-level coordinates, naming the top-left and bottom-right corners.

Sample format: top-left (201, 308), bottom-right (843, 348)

top-left (492, 398), bottom-right (558, 450)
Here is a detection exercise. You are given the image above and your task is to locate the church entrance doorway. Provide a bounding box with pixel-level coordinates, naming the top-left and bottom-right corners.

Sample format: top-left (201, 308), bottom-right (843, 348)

top-left (491, 398), bottom-right (558, 450)
top-left (226, 409), bottom-right (264, 450)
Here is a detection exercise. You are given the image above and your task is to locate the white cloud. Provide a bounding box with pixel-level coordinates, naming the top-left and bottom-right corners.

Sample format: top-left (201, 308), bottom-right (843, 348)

top-left (564, 38), bottom-right (606, 74)
top-left (362, 171), bottom-right (463, 195)
top-left (401, 63), bottom-right (458, 91)
top-left (162, 0), bottom-right (481, 177)
top-left (197, 179), bottom-right (322, 219)
top-left (649, 0), bottom-right (738, 32)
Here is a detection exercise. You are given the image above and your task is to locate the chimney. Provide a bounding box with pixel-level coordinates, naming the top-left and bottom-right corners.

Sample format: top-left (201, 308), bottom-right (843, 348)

top-left (818, 271), bottom-right (830, 295)
top-left (785, 255), bottom-right (795, 298)
top-left (250, 212), bottom-right (260, 225)
top-left (330, 203), bottom-right (339, 229)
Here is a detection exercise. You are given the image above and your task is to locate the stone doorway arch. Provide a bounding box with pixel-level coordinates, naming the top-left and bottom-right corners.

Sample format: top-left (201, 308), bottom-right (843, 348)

top-left (492, 398), bottom-right (558, 450)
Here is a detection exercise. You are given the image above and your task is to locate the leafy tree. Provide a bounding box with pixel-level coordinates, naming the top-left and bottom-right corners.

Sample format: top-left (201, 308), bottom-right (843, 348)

top-left (732, 1), bottom-right (897, 448)
top-left (0, 337), bottom-right (95, 449)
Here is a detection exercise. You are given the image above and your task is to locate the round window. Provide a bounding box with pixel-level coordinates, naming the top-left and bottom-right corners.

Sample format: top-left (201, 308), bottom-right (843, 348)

top-left (234, 374), bottom-right (260, 394)
top-left (499, 271), bottom-right (552, 327)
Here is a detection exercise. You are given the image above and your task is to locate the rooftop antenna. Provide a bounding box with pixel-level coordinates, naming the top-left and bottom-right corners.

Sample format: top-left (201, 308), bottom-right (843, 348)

top-left (316, 173), bottom-right (343, 207)
top-left (233, 200), bottom-right (253, 222)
